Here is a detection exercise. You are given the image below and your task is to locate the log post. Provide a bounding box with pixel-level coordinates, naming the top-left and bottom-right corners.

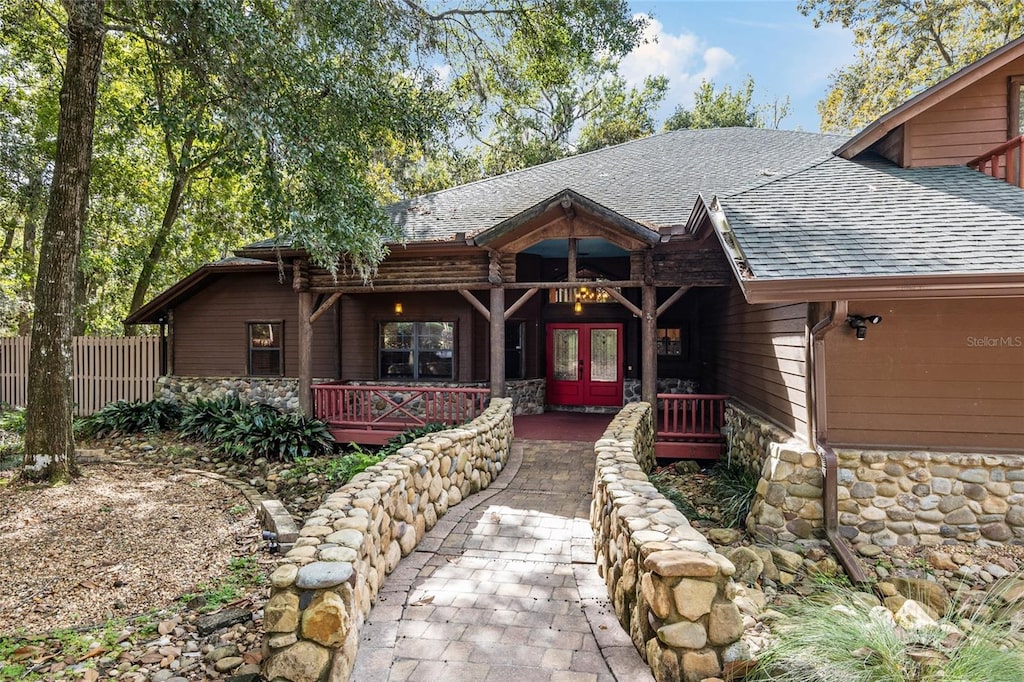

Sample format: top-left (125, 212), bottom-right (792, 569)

top-left (298, 290), bottom-right (314, 416)
top-left (642, 284), bottom-right (657, 407)
top-left (489, 252), bottom-right (506, 398)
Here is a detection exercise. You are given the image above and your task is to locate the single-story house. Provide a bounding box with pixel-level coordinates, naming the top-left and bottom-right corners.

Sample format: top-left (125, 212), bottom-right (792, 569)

top-left (129, 36), bottom-right (1024, 566)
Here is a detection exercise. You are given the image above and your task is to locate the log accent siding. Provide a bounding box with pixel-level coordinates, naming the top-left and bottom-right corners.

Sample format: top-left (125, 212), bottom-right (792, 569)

top-left (826, 298), bottom-right (1024, 451)
top-left (710, 284), bottom-right (809, 436)
top-left (338, 291), bottom-right (483, 382)
top-left (309, 251), bottom-right (490, 289)
top-left (172, 273), bottom-right (338, 378)
top-left (906, 55), bottom-right (1024, 167)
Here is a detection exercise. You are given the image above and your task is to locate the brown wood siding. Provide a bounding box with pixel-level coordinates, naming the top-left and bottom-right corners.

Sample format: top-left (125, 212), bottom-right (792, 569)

top-left (826, 298), bottom-right (1024, 451)
top-left (710, 284), bottom-right (808, 435)
top-left (173, 273), bottom-right (337, 378)
top-left (908, 56), bottom-right (1024, 166)
top-left (339, 292), bottom-right (482, 382)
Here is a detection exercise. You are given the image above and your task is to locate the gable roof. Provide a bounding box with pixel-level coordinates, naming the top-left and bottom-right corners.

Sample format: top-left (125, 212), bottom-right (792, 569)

top-left (125, 257), bottom-right (277, 325)
top-left (388, 128), bottom-right (845, 242)
top-left (713, 154), bottom-right (1024, 300)
top-left (836, 34), bottom-right (1024, 159)
top-left (473, 188), bottom-right (660, 250)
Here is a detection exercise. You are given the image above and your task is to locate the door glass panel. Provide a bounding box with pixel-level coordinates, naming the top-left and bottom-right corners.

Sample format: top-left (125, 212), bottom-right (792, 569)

top-left (552, 329), bottom-right (578, 381)
top-left (590, 329), bottom-right (617, 382)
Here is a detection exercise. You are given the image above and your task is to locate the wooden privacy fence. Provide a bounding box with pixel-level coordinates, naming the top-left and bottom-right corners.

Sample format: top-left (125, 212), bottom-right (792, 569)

top-left (0, 336), bottom-right (161, 415)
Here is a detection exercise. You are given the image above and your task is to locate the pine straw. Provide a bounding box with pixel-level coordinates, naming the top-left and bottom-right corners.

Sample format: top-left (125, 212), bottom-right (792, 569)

top-left (0, 462), bottom-right (260, 634)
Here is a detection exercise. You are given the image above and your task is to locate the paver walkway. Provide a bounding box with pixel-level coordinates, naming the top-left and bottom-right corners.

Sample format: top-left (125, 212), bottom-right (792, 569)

top-left (351, 439), bottom-right (653, 682)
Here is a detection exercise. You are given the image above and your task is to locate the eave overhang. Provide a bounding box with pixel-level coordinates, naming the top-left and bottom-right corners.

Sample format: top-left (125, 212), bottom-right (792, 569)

top-left (741, 272), bottom-right (1024, 304)
top-left (473, 188), bottom-right (660, 252)
top-left (836, 33), bottom-right (1024, 160)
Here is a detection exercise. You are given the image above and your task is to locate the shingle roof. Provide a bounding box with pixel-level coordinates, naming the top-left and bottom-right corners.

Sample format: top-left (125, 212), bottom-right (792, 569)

top-left (721, 155), bottom-right (1024, 279)
top-left (388, 128), bottom-right (846, 241)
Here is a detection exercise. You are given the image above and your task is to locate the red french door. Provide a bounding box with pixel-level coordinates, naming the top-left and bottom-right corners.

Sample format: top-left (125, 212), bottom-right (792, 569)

top-left (546, 323), bottom-right (623, 407)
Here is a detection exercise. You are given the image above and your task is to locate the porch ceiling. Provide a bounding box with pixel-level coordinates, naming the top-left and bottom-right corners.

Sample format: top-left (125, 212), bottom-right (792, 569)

top-left (473, 189), bottom-right (661, 254)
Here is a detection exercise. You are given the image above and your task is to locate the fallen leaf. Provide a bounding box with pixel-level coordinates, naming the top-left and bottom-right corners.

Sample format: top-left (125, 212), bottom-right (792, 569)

top-left (411, 595), bottom-right (434, 606)
top-left (11, 645), bottom-right (43, 661)
top-left (243, 651), bottom-right (263, 665)
top-left (77, 580), bottom-right (100, 590)
top-left (81, 669), bottom-right (99, 682)
top-left (77, 647), bottom-right (107, 661)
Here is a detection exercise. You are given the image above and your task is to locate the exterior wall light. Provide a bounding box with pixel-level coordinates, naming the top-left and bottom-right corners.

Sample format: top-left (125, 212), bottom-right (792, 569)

top-left (574, 296), bottom-right (583, 315)
top-left (847, 314), bottom-right (882, 340)
top-left (394, 302), bottom-right (403, 315)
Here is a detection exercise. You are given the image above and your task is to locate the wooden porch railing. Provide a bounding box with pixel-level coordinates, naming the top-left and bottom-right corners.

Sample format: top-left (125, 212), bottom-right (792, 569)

top-left (655, 393), bottom-right (728, 460)
top-left (312, 383), bottom-right (490, 445)
top-left (967, 135), bottom-right (1024, 188)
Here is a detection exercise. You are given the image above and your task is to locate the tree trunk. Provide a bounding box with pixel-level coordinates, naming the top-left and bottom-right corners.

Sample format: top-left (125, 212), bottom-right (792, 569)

top-left (16, 177), bottom-right (43, 335)
top-left (125, 167), bottom-right (188, 333)
top-left (22, 0), bottom-right (106, 484)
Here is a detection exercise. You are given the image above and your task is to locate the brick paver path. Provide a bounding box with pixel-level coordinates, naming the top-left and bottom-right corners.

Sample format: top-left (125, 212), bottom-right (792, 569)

top-left (351, 440), bottom-right (653, 681)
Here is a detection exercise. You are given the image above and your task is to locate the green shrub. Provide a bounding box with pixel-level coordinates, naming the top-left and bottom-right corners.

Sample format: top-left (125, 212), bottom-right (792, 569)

top-left (709, 457), bottom-right (759, 528)
top-left (748, 582), bottom-right (1024, 682)
top-left (78, 399), bottom-right (182, 438)
top-left (0, 407), bottom-right (27, 435)
top-left (378, 422), bottom-right (448, 457)
top-left (179, 397), bottom-right (334, 461)
top-left (287, 445), bottom-right (384, 486)
top-left (179, 397), bottom-right (263, 442)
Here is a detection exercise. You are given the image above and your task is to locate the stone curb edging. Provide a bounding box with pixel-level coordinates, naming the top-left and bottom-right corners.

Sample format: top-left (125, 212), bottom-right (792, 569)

top-left (591, 403), bottom-right (745, 682)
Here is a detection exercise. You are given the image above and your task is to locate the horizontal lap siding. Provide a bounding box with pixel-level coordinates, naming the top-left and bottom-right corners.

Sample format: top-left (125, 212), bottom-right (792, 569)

top-left (340, 292), bottom-right (479, 382)
top-left (826, 298), bottom-right (1024, 451)
top-left (712, 285), bottom-right (808, 435)
top-left (173, 273), bottom-right (337, 378)
top-left (909, 56), bottom-right (1024, 166)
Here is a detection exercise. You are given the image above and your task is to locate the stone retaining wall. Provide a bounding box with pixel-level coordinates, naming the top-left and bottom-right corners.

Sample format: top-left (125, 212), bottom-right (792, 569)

top-left (156, 376), bottom-right (302, 412)
top-left (623, 378), bottom-right (699, 404)
top-left (833, 450), bottom-right (1024, 549)
top-left (260, 399), bottom-right (514, 682)
top-left (591, 402), bottom-right (744, 682)
top-left (735, 402), bottom-right (1024, 550)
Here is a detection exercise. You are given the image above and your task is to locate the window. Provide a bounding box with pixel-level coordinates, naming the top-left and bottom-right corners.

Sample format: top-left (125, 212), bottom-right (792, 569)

top-left (249, 322), bottom-right (283, 375)
top-left (657, 327), bottom-right (687, 358)
top-left (505, 321), bottom-right (524, 380)
top-left (379, 321), bottom-right (454, 380)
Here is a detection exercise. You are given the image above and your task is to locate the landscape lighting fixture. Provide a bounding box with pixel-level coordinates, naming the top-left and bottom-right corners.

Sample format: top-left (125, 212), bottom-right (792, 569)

top-left (846, 314), bottom-right (882, 340)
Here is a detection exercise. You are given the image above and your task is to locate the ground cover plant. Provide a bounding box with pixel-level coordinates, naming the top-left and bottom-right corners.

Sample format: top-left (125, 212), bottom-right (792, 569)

top-left (77, 399), bottom-right (182, 438)
top-left (748, 580), bottom-right (1024, 682)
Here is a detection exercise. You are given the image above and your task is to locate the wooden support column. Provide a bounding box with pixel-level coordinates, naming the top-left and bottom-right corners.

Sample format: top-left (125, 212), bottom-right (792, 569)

top-left (298, 290), bottom-right (314, 416)
top-left (488, 252), bottom-right (506, 398)
top-left (642, 284), bottom-right (657, 406)
top-left (641, 249), bottom-right (657, 407)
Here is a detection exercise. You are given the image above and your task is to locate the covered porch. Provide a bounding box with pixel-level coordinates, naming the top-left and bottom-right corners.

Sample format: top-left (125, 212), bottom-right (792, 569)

top-left (291, 189), bottom-right (737, 459)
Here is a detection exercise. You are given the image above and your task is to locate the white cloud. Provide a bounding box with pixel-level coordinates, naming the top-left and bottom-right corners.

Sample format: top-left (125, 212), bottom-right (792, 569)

top-left (619, 16), bottom-right (736, 119)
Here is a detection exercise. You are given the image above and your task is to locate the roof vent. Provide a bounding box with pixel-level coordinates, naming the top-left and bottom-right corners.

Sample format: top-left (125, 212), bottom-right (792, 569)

top-left (757, 168), bottom-right (778, 177)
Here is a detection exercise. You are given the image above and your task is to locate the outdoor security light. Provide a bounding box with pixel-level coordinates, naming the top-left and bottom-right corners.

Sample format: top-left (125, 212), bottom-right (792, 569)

top-left (847, 314), bottom-right (882, 340)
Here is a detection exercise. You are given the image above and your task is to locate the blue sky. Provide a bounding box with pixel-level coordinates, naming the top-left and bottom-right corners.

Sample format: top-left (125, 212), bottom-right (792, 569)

top-left (622, 1), bottom-right (858, 132)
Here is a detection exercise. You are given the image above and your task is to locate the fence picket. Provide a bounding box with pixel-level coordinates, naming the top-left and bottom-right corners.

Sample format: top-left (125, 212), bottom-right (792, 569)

top-left (0, 336), bottom-right (161, 415)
